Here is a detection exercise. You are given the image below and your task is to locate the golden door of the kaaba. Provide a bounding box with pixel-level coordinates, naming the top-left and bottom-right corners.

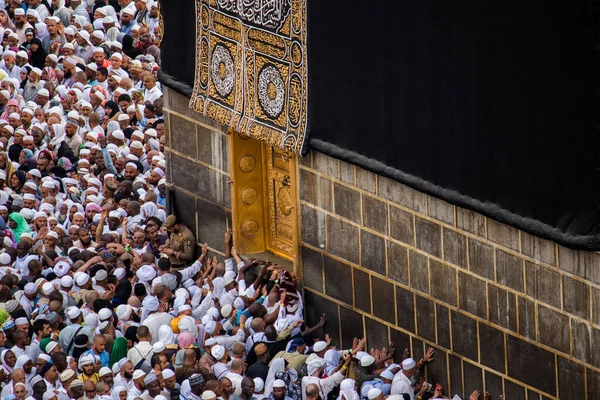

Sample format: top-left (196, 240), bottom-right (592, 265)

top-left (230, 130), bottom-right (299, 261)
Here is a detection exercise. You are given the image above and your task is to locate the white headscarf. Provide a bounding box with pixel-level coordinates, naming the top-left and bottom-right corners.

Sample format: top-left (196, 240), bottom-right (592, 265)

top-left (337, 379), bottom-right (359, 400)
top-left (158, 325), bottom-right (174, 344)
top-left (323, 349), bottom-right (340, 376)
top-left (141, 295), bottom-right (159, 321)
top-left (264, 358), bottom-right (285, 396)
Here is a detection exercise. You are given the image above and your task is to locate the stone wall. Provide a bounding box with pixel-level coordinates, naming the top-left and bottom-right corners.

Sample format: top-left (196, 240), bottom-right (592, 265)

top-left (299, 150), bottom-right (600, 400)
top-left (163, 87), bottom-right (231, 254)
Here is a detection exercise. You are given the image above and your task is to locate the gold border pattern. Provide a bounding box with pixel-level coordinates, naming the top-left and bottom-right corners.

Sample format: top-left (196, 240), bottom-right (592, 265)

top-left (189, 0), bottom-right (308, 155)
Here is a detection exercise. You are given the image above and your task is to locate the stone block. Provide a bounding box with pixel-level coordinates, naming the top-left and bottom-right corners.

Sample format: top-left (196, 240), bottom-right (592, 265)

top-left (365, 317), bottom-right (389, 350)
top-left (170, 114), bottom-right (198, 158)
top-left (557, 356), bottom-right (584, 400)
top-left (300, 169), bottom-right (332, 211)
top-left (378, 176), bottom-right (426, 213)
top-left (563, 275), bottom-right (590, 319)
top-left (425, 346), bottom-right (448, 389)
top-left (436, 303), bottom-right (451, 348)
top-left (468, 238), bottom-right (494, 280)
top-left (409, 250), bottom-right (429, 295)
top-left (525, 262), bottom-right (561, 308)
top-left (484, 371), bottom-right (504, 400)
top-left (463, 362), bottom-right (483, 398)
top-left (387, 241), bottom-right (409, 284)
top-left (164, 87), bottom-right (203, 120)
top-left (571, 319), bottom-right (600, 368)
top-left (496, 249), bottom-right (524, 292)
top-left (172, 188), bottom-right (197, 238)
top-left (303, 291), bottom-right (340, 347)
top-left (443, 228), bottom-right (467, 268)
top-left (451, 310), bottom-right (478, 361)
top-left (362, 195), bottom-right (388, 234)
top-left (372, 276), bottom-right (395, 324)
top-left (527, 390), bottom-right (540, 400)
top-left (517, 296), bottom-right (536, 340)
top-left (504, 380), bottom-right (526, 400)
top-left (197, 125), bottom-right (228, 170)
top-left (487, 218), bottom-right (520, 251)
top-left (488, 284), bottom-right (517, 332)
top-left (299, 152), bottom-right (311, 168)
top-left (396, 286), bottom-right (415, 333)
top-left (356, 167), bottom-right (376, 194)
top-left (360, 230), bottom-right (386, 276)
top-left (430, 260), bottom-right (457, 306)
top-left (196, 124), bottom-right (213, 166)
top-left (588, 368), bottom-right (600, 400)
top-left (537, 305), bottom-right (570, 354)
top-left (196, 197), bottom-right (228, 252)
top-left (521, 231), bottom-right (556, 266)
top-left (353, 268), bottom-right (371, 313)
top-left (389, 206), bottom-right (414, 246)
top-left (326, 215), bottom-right (359, 264)
top-left (389, 328), bottom-right (411, 363)
top-left (593, 287), bottom-right (600, 325)
top-left (301, 246), bottom-right (323, 292)
top-left (415, 217), bottom-right (442, 258)
top-left (333, 183), bottom-right (361, 223)
top-left (222, 175), bottom-right (231, 210)
top-left (323, 255), bottom-right (353, 305)
top-left (558, 245), bottom-right (600, 284)
top-left (449, 355), bottom-right (463, 397)
top-left (411, 337), bottom-right (424, 363)
top-left (415, 294), bottom-right (435, 342)
top-left (339, 306), bottom-right (364, 349)
top-left (300, 204), bottom-right (325, 248)
top-left (221, 135), bottom-right (230, 172)
top-left (506, 335), bottom-right (556, 396)
top-left (170, 153), bottom-right (214, 200)
top-left (456, 207), bottom-right (485, 237)
top-left (427, 196), bottom-right (455, 225)
top-left (313, 151), bottom-right (339, 178)
top-left (339, 161), bottom-right (355, 185)
top-left (458, 272), bottom-right (487, 319)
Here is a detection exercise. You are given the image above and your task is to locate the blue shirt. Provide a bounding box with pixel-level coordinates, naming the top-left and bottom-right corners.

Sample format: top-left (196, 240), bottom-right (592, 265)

top-left (83, 349), bottom-right (110, 367)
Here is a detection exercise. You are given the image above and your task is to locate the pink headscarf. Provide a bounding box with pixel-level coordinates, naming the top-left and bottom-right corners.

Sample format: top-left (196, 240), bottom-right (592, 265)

top-left (177, 332), bottom-right (195, 348)
top-left (85, 203), bottom-right (102, 213)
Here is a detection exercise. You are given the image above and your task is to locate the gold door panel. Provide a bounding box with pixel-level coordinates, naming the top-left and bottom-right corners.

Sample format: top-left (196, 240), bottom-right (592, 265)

top-left (230, 131), bottom-right (298, 260)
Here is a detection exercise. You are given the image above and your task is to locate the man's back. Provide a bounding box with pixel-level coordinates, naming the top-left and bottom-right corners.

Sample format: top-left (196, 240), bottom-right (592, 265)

top-left (127, 341), bottom-right (154, 368)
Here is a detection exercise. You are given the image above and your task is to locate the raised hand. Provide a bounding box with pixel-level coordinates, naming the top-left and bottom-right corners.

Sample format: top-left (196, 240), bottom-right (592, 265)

top-left (469, 391), bottom-right (481, 400)
top-left (424, 347), bottom-right (435, 362)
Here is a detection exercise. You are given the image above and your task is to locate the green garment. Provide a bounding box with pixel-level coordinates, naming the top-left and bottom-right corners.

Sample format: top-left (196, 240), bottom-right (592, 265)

top-left (109, 336), bottom-right (128, 367)
top-left (40, 337), bottom-right (52, 352)
top-left (8, 213), bottom-right (30, 242)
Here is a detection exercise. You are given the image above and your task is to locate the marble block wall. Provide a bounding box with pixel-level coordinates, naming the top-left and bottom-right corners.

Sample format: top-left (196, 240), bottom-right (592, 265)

top-left (163, 87), bottom-right (231, 254)
top-left (299, 150), bottom-right (600, 400)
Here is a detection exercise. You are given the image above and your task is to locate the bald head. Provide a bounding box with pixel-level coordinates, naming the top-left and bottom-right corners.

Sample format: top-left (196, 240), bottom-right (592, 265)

top-left (11, 368), bottom-right (24, 383)
top-left (83, 380), bottom-right (95, 392)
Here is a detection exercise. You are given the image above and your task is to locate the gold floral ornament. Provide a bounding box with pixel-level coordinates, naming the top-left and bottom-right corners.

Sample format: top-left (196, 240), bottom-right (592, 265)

top-left (189, 0), bottom-right (309, 155)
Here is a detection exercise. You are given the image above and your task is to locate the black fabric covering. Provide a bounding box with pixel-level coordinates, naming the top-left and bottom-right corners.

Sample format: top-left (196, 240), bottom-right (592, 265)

top-left (159, 0), bottom-right (600, 250)
top-left (158, 0), bottom-right (196, 95)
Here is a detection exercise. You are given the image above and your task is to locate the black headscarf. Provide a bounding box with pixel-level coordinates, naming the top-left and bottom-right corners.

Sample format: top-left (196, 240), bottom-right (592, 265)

top-left (122, 35), bottom-right (142, 59)
top-left (29, 38), bottom-right (47, 69)
top-left (104, 100), bottom-right (120, 118)
top-left (114, 279), bottom-right (132, 305)
top-left (11, 170), bottom-right (25, 193)
top-left (19, 65), bottom-right (31, 89)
